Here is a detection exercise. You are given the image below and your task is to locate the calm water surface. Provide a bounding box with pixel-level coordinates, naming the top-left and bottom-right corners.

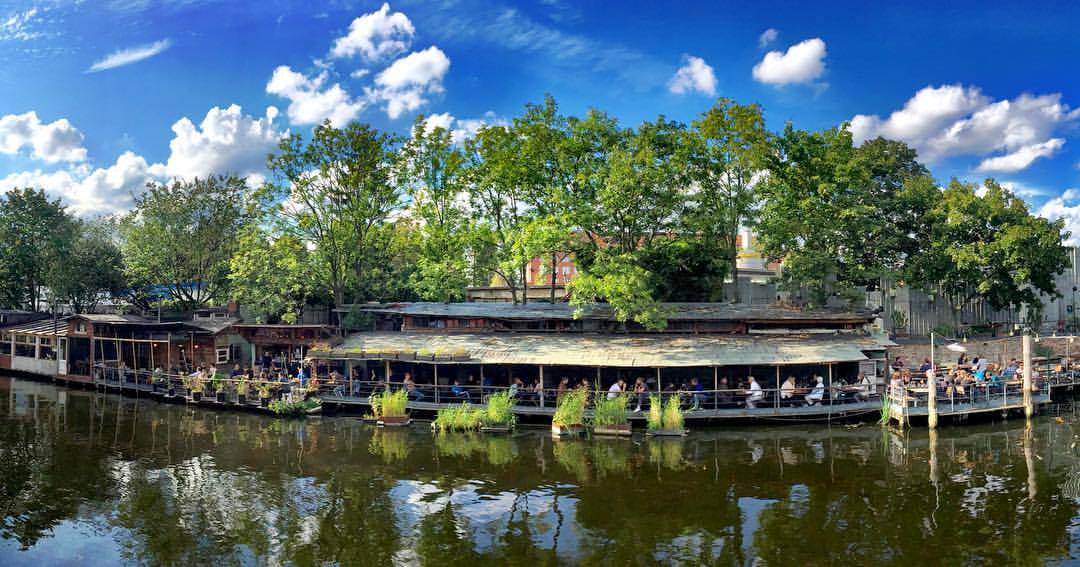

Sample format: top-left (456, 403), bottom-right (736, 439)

top-left (3, 376), bottom-right (1080, 566)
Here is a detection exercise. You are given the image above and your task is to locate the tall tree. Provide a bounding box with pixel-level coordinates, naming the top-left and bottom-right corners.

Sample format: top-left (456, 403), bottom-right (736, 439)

top-left (263, 120), bottom-right (400, 307)
top-left (119, 176), bottom-right (249, 309)
top-left (683, 99), bottom-right (769, 301)
top-left (46, 219), bottom-right (125, 313)
top-left (398, 117), bottom-right (471, 302)
top-left (228, 224), bottom-right (322, 323)
top-left (0, 188), bottom-right (74, 310)
top-left (921, 178), bottom-right (1069, 314)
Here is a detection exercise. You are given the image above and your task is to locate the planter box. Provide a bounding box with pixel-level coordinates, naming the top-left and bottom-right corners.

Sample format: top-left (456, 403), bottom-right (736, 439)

top-left (646, 428), bottom-right (687, 437)
top-left (480, 425), bottom-right (512, 433)
top-left (216, 391), bottom-right (227, 403)
top-left (378, 415), bottom-right (412, 427)
top-left (434, 354), bottom-right (453, 362)
top-left (552, 424), bottom-right (586, 436)
top-left (191, 392), bottom-right (202, 402)
top-left (237, 394), bottom-right (247, 405)
top-left (306, 405), bottom-right (323, 415)
top-left (416, 354), bottom-right (434, 361)
top-left (167, 388), bottom-right (176, 397)
top-left (593, 424), bottom-right (632, 437)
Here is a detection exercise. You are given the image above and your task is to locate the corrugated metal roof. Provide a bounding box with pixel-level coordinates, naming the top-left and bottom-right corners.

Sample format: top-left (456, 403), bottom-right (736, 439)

top-left (0, 317), bottom-right (69, 337)
top-left (349, 302), bottom-right (874, 322)
top-left (311, 332), bottom-right (885, 367)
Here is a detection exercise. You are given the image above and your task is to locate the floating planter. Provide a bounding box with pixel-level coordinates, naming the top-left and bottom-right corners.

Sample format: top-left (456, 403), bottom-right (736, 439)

top-left (646, 428), bottom-right (687, 437)
top-left (553, 387), bottom-right (589, 436)
top-left (378, 415), bottom-right (411, 427)
top-left (552, 423), bottom-right (586, 436)
top-left (372, 389), bottom-right (410, 427)
top-left (591, 393), bottom-right (631, 437)
top-left (646, 395), bottom-right (688, 437)
top-left (593, 424), bottom-right (633, 437)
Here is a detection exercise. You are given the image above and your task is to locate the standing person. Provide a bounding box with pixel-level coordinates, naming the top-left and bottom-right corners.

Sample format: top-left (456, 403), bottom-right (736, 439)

top-left (632, 377), bottom-right (648, 413)
top-left (689, 377), bottom-right (705, 410)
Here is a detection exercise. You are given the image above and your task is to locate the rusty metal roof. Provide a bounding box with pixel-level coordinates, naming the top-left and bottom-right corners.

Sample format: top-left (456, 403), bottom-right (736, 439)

top-left (0, 317), bottom-right (69, 337)
top-left (311, 331), bottom-right (887, 367)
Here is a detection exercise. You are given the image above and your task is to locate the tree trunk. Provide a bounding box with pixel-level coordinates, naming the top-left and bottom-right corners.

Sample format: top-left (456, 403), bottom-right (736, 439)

top-left (521, 263), bottom-right (528, 305)
top-left (729, 248), bottom-right (740, 304)
top-left (550, 253), bottom-right (557, 304)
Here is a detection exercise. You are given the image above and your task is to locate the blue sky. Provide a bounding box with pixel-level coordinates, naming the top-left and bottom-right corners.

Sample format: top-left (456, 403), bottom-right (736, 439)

top-left (1, 0), bottom-right (1079, 235)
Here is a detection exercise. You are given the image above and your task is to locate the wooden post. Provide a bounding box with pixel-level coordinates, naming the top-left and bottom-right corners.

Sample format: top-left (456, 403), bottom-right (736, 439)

top-left (434, 363), bottom-right (439, 404)
top-left (385, 359), bottom-right (390, 382)
top-left (775, 366), bottom-right (780, 410)
top-left (540, 365), bottom-right (545, 408)
top-left (1023, 333), bottom-right (1034, 418)
top-left (927, 368), bottom-right (938, 429)
top-left (656, 367), bottom-right (662, 393)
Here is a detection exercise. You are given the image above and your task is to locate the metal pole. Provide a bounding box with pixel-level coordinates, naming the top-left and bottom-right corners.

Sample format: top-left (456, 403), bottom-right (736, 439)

top-left (539, 365), bottom-right (545, 408)
top-left (928, 332), bottom-right (937, 429)
top-left (434, 363), bottom-right (439, 404)
top-left (1023, 333), bottom-right (1033, 419)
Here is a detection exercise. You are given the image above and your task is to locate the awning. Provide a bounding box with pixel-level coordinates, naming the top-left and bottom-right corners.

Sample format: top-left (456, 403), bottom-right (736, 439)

top-left (310, 332), bottom-right (882, 367)
top-left (0, 318), bottom-right (68, 337)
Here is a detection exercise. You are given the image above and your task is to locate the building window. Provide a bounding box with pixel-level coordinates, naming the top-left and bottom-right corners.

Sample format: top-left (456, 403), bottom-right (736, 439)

top-left (75, 322), bottom-right (87, 334)
top-left (0, 332), bottom-right (9, 355)
top-left (14, 335), bottom-right (34, 358)
top-left (216, 347), bottom-right (230, 364)
top-left (212, 312), bottom-right (228, 320)
top-left (38, 337), bottom-right (54, 360)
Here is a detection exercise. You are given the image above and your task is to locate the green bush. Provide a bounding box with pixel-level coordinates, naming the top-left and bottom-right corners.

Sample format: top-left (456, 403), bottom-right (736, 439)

top-left (553, 387), bottom-right (588, 426)
top-left (591, 393), bottom-right (629, 426)
top-left (483, 391), bottom-right (516, 428)
top-left (372, 389), bottom-right (409, 418)
top-left (432, 404), bottom-right (484, 432)
top-left (268, 397), bottom-right (321, 416)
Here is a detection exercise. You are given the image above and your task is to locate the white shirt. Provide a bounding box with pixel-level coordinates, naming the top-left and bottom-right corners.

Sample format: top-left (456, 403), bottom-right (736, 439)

top-left (807, 380), bottom-right (825, 400)
top-left (974, 359), bottom-right (987, 372)
top-left (749, 380), bottom-right (763, 401)
top-left (607, 382), bottom-right (622, 399)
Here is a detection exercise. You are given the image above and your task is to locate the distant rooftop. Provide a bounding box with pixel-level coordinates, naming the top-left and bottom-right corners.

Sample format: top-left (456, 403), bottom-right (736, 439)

top-left (346, 302), bottom-right (875, 323)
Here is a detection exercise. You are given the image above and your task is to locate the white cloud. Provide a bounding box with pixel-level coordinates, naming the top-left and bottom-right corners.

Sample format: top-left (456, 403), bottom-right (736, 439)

top-left (0, 111), bottom-right (87, 163)
top-left (87, 39), bottom-right (172, 72)
top-left (851, 85), bottom-right (1080, 168)
top-left (752, 37), bottom-right (826, 86)
top-left (758, 28), bottom-right (778, 48)
top-left (330, 3), bottom-right (414, 62)
top-left (0, 7), bottom-right (40, 41)
top-left (350, 68), bottom-right (370, 79)
top-left (266, 65), bottom-right (365, 126)
top-left (667, 55), bottom-right (716, 96)
top-left (369, 46), bottom-right (450, 119)
top-left (164, 104), bottom-right (284, 180)
top-left (421, 111), bottom-right (503, 144)
top-left (976, 138), bottom-right (1065, 173)
top-left (0, 152), bottom-right (164, 216)
top-left (1037, 189), bottom-right (1080, 246)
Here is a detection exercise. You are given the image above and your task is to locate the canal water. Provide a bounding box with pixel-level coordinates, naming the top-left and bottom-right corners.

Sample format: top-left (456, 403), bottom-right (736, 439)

top-left (2, 377), bottom-right (1080, 566)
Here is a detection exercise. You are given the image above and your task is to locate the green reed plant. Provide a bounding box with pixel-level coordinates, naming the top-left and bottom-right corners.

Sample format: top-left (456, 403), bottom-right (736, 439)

top-left (374, 389), bottom-right (409, 418)
top-left (483, 391), bottom-right (517, 428)
top-left (553, 387), bottom-right (588, 427)
top-left (591, 393), bottom-right (629, 426)
top-left (432, 404), bottom-right (485, 432)
top-left (662, 395), bottom-right (684, 431)
top-left (646, 395), bottom-right (663, 431)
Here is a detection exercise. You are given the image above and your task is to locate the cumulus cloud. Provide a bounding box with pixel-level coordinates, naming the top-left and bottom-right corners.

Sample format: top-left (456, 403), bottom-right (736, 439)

top-left (1037, 189), bottom-right (1080, 246)
top-left (850, 84), bottom-right (1080, 168)
top-left (0, 152), bottom-right (164, 216)
top-left (758, 28), bottom-right (778, 48)
top-left (976, 138), bottom-right (1065, 173)
top-left (330, 3), bottom-right (414, 62)
top-left (368, 46), bottom-right (451, 119)
top-left (667, 55), bottom-right (716, 96)
top-left (164, 104), bottom-right (285, 180)
top-left (421, 111), bottom-right (504, 144)
top-left (752, 37), bottom-right (826, 86)
top-left (0, 111), bottom-right (87, 163)
top-left (266, 65), bottom-right (366, 126)
top-left (87, 39), bottom-right (171, 72)
top-left (0, 7), bottom-right (41, 41)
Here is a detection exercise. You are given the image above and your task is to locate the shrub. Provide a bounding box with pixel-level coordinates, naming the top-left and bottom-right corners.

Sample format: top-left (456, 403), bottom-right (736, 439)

top-left (373, 389), bottom-right (409, 418)
top-left (591, 393), bottom-right (629, 426)
top-left (483, 391), bottom-right (516, 428)
top-left (553, 387), bottom-right (588, 426)
top-left (268, 397), bottom-right (321, 416)
top-left (432, 404), bottom-right (484, 432)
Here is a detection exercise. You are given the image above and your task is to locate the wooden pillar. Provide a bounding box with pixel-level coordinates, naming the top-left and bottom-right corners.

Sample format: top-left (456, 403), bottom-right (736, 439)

top-left (384, 359), bottom-right (391, 382)
top-left (656, 367), bottom-right (662, 393)
top-left (540, 365), bottom-right (545, 408)
top-left (927, 368), bottom-right (938, 429)
top-left (1023, 333), bottom-right (1034, 418)
top-left (434, 363), bottom-right (440, 404)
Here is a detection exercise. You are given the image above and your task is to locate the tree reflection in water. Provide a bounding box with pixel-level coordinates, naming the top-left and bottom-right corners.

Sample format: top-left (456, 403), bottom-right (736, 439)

top-left (3, 377), bottom-right (1080, 565)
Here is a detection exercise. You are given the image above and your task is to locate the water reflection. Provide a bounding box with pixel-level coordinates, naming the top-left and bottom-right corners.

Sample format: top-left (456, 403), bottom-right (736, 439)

top-left (3, 377), bottom-right (1080, 565)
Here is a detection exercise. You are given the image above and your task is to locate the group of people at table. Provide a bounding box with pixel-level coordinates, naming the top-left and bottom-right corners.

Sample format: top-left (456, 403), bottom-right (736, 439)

top-left (889, 353), bottom-right (1035, 400)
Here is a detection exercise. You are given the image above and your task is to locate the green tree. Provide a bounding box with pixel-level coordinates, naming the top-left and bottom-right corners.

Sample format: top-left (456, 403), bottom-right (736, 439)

top-left (683, 99), bottom-right (770, 301)
top-left (119, 176), bottom-right (249, 309)
top-left (46, 219), bottom-right (125, 313)
top-left (263, 120), bottom-right (400, 307)
top-left (0, 188), bottom-right (74, 310)
top-left (922, 178), bottom-right (1069, 312)
top-left (228, 225), bottom-right (321, 323)
top-left (398, 117), bottom-right (471, 302)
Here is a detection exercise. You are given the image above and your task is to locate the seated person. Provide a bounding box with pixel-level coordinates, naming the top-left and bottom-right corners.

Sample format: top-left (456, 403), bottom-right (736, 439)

top-left (806, 376), bottom-right (825, 406)
top-left (716, 378), bottom-right (734, 406)
top-left (745, 377), bottom-right (764, 408)
top-left (918, 358), bottom-right (932, 373)
top-left (689, 377), bottom-right (705, 410)
top-left (403, 373), bottom-right (423, 401)
top-left (780, 376), bottom-right (797, 400)
top-left (855, 373), bottom-right (874, 401)
top-left (450, 379), bottom-right (469, 400)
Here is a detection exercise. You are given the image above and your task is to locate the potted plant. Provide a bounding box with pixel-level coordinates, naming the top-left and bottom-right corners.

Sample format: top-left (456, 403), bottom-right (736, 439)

top-left (236, 379), bottom-right (249, 405)
top-left (480, 390), bottom-right (516, 432)
top-left (646, 395), bottom-right (687, 437)
top-left (184, 373), bottom-right (205, 402)
top-left (213, 374), bottom-right (227, 403)
top-left (151, 368), bottom-right (164, 393)
top-left (257, 382), bottom-right (272, 408)
top-left (416, 348), bottom-right (434, 362)
top-left (552, 387), bottom-right (588, 436)
top-left (591, 392), bottom-right (631, 436)
top-left (433, 348), bottom-right (452, 362)
top-left (375, 389), bottom-right (411, 426)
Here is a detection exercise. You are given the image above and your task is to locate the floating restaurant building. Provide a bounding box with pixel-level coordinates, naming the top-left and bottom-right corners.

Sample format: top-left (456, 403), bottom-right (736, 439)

top-left (311, 302), bottom-right (896, 420)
